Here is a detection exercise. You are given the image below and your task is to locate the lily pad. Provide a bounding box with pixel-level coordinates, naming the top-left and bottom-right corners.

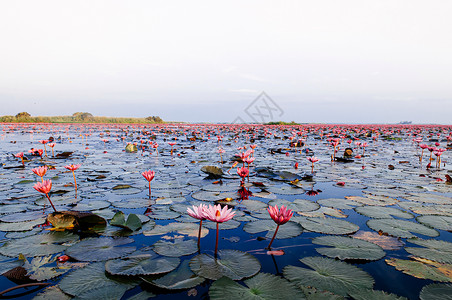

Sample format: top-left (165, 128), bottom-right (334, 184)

top-left (66, 237), bottom-right (136, 261)
top-left (148, 259), bottom-right (205, 290)
top-left (209, 273), bottom-right (305, 300)
top-left (243, 220), bottom-right (303, 239)
top-left (0, 232), bottom-right (78, 257)
top-left (283, 256), bottom-right (374, 296)
top-left (105, 253), bottom-right (180, 276)
top-left (348, 289), bottom-right (408, 300)
top-left (144, 222), bottom-right (209, 238)
top-left (296, 217), bottom-right (359, 235)
top-left (317, 198), bottom-right (359, 210)
top-left (312, 236), bottom-right (386, 261)
top-left (268, 198), bottom-right (320, 212)
top-left (72, 200), bottom-right (111, 211)
top-left (32, 286), bottom-right (71, 300)
top-left (153, 239), bottom-right (198, 257)
top-left (190, 250), bottom-right (260, 280)
top-left (0, 218), bottom-right (46, 232)
top-left (367, 218), bottom-right (439, 238)
top-left (405, 238), bottom-right (452, 264)
top-left (386, 257), bottom-right (452, 282)
top-left (420, 283), bottom-right (452, 300)
top-left (354, 206), bottom-right (413, 219)
top-left (416, 215), bottom-right (452, 231)
top-left (58, 262), bottom-right (137, 296)
top-left (110, 211), bottom-right (142, 231)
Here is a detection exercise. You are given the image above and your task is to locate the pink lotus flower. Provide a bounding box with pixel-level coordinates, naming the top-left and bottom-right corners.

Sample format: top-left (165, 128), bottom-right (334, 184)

top-left (203, 204), bottom-right (235, 255)
top-left (47, 143), bottom-right (56, 157)
top-left (65, 164), bottom-right (81, 191)
top-left (266, 205), bottom-right (293, 249)
top-left (142, 170), bottom-right (155, 182)
top-left (307, 156), bottom-right (319, 173)
top-left (32, 166), bottom-right (48, 181)
top-left (204, 204), bottom-right (235, 223)
top-left (15, 152), bottom-right (25, 165)
top-left (65, 164), bottom-right (81, 171)
top-left (187, 204), bottom-right (207, 248)
top-left (142, 170), bottom-right (155, 198)
top-left (34, 179), bottom-right (52, 194)
top-left (33, 179), bottom-right (57, 212)
top-left (267, 205), bottom-right (293, 226)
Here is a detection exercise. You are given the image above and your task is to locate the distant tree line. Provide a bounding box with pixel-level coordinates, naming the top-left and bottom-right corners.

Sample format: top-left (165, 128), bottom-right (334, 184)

top-left (0, 112), bottom-right (165, 124)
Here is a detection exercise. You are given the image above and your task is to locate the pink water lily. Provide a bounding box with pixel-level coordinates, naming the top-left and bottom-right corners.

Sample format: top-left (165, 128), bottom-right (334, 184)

top-left (32, 166), bottom-right (48, 182)
top-left (187, 204), bottom-right (207, 248)
top-left (142, 170), bottom-right (155, 198)
top-left (65, 164), bottom-right (81, 191)
top-left (266, 205), bottom-right (293, 249)
top-left (204, 204), bottom-right (235, 255)
top-left (33, 179), bottom-right (57, 212)
top-left (307, 156), bottom-right (319, 173)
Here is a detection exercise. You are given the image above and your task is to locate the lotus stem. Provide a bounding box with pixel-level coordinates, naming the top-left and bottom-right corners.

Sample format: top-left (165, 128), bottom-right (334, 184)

top-left (266, 224), bottom-right (280, 249)
top-left (72, 171), bottom-right (77, 190)
top-left (0, 282), bottom-right (51, 296)
top-left (45, 193), bottom-right (57, 212)
top-left (215, 222), bottom-right (219, 257)
top-left (197, 219), bottom-right (203, 249)
top-left (148, 182), bottom-right (152, 199)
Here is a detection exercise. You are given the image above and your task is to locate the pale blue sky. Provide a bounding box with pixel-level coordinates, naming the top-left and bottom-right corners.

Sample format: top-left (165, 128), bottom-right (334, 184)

top-left (1, 0), bottom-right (451, 123)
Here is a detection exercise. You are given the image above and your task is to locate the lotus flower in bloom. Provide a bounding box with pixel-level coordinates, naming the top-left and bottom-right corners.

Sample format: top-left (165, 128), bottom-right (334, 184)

top-left (32, 166), bottom-right (48, 182)
top-left (15, 152), bottom-right (25, 165)
top-left (65, 164), bottom-right (81, 191)
top-left (204, 204), bottom-right (235, 255)
top-left (307, 156), bottom-right (319, 173)
top-left (266, 205), bottom-right (293, 249)
top-left (47, 143), bottom-right (56, 157)
top-left (237, 166), bottom-right (249, 185)
top-left (33, 179), bottom-right (57, 212)
top-left (187, 204), bottom-right (207, 248)
top-left (142, 170), bottom-right (155, 198)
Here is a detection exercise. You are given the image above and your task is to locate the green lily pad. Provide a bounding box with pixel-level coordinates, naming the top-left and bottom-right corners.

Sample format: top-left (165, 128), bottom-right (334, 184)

top-left (153, 239), bottom-right (198, 257)
top-left (367, 218), bottom-right (439, 238)
top-left (312, 236), bottom-right (386, 261)
top-left (58, 262), bottom-right (137, 296)
top-left (283, 256), bottom-right (374, 296)
top-left (32, 286), bottom-right (71, 300)
top-left (147, 259), bottom-right (205, 290)
top-left (317, 198), bottom-right (359, 210)
top-left (66, 237), bottom-right (135, 261)
top-left (76, 284), bottom-right (129, 300)
top-left (0, 232), bottom-right (78, 257)
top-left (0, 218), bottom-right (46, 232)
top-left (105, 253), bottom-right (180, 276)
top-left (354, 206), bottom-right (413, 219)
top-left (243, 220), bottom-right (303, 239)
top-left (209, 273), bottom-right (305, 300)
top-left (296, 217), bottom-right (359, 235)
top-left (0, 211), bottom-right (48, 223)
top-left (113, 198), bottom-right (154, 209)
top-left (190, 250), bottom-right (260, 280)
top-left (348, 289), bottom-right (408, 300)
top-left (386, 258), bottom-right (452, 282)
top-left (420, 283), bottom-right (452, 300)
top-left (0, 256), bottom-right (24, 275)
top-left (405, 238), bottom-right (452, 264)
top-left (110, 211), bottom-right (142, 231)
top-left (144, 222), bottom-right (209, 238)
top-left (72, 200), bottom-right (111, 211)
top-left (416, 215), bottom-right (452, 231)
top-left (268, 198), bottom-right (320, 212)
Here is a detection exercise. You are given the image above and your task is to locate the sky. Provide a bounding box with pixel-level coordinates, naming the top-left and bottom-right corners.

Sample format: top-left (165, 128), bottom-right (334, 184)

top-left (1, 0), bottom-right (451, 124)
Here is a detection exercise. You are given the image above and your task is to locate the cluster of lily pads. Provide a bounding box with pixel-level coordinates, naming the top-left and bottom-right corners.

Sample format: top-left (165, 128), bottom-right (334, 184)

top-left (0, 123), bottom-right (451, 299)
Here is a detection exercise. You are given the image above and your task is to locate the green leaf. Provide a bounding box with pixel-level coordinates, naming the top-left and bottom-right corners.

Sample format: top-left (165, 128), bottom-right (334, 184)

top-left (348, 289), bottom-right (408, 300)
top-left (66, 237), bottom-right (135, 261)
top-left (147, 259), bottom-right (205, 290)
top-left (58, 262), bottom-right (138, 296)
top-left (420, 283), bottom-right (452, 300)
top-left (283, 256), bottom-right (374, 296)
top-left (209, 273), bottom-right (306, 300)
top-left (110, 212), bottom-right (142, 231)
top-left (153, 239), bottom-right (198, 257)
top-left (243, 220), bottom-right (302, 239)
top-left (367, 218), bottom-right (439, 238)
top-left (405, 238), bottom-right (452, 264)
top-left (386, 258), bottom-right (452, 282)
top-left (296, 217), bottom-right (359, 235)
top-left (416, 215), bottom-right (452, 231)
top-left (105, 253), bottom-right (180, 276)
top-left (312, 236), bottom-right (386, 261)
top-left (190, 250), bottom-right (260, 280)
